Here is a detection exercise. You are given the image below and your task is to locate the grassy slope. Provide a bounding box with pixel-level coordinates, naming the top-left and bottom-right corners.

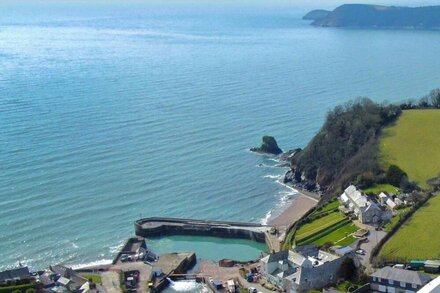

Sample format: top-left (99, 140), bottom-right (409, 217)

top-left (296, 212), bottom-right (345, 239)
top-left (380, 194), bottom-right (440, 261)
top-left (380, 109), bottom-right (440, 188)
top-left (364, 183), bottom-right (399, 195)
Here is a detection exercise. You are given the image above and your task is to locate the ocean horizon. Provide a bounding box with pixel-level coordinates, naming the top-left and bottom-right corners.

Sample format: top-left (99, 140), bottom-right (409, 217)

top-left (1, 0), bottom-right (440, 271)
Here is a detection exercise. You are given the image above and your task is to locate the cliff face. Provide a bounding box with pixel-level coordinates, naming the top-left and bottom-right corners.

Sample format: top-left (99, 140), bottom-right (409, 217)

top-left (307, 4), bottom-right (440, 29)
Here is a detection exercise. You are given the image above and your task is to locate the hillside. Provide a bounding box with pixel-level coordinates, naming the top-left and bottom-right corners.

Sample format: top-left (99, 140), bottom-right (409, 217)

top-left (306, 4), bottom-right (440, 29)
top-left (284, 98), bottom-right (401, 197)
top-left (380, 109), bottom-right (440, 188)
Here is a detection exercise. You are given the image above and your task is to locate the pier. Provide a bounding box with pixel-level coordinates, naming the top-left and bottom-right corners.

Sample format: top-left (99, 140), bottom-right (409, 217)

top-left (134, 217), bottom-right (278, 251)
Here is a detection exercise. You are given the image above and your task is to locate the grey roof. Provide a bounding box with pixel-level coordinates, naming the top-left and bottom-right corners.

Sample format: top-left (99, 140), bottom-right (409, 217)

top-left (371, 267), bottom-right (432, 286)
top-left (0, 267), bottom-right (30, 281)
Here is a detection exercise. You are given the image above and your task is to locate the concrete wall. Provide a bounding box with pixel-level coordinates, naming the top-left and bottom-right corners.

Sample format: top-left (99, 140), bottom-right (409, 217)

top-left (134, 217), bottom-right (268, 243)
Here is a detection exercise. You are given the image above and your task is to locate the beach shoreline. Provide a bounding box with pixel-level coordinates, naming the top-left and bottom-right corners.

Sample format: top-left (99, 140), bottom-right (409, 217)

top-left (268, 192), bottom-right (318, 228)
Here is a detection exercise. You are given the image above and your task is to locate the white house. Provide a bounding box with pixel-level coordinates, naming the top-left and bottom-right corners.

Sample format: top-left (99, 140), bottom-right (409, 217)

top-left (340, 185), bottom-right (384, 224)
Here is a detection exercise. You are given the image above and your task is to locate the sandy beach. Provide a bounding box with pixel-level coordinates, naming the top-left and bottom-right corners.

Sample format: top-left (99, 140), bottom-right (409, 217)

top-left (268, 194), bottom-right (318, 228)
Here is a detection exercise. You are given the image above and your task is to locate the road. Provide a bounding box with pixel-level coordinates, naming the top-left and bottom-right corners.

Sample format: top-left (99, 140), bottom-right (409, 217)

top-left (355, 225), bottom-right (386, 273)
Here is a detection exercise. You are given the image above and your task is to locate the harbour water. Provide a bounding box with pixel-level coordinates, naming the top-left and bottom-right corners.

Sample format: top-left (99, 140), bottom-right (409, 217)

top-left (1, 0), bottom-right (440, 270)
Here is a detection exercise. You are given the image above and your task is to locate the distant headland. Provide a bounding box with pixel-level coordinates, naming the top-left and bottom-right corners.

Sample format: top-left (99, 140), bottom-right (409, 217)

top-left (303, 4), bottom-right (440, 29)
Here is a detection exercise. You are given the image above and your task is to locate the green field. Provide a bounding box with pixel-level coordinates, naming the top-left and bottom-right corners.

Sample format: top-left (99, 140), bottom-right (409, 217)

top-left (363, 184), bottom-right (399, 195)
top-left (380, 109), bottom-right (440, 188)
top-left (310, 199), bottom-right (340, 218)
top-left (295, 210), bottom-right (358, 247)
top-left (82, 274), bottom-right (102, 284)
top-left (380, 194), bottom-right (440, 262)
top-left (296, 212), bottom-right (346, 240)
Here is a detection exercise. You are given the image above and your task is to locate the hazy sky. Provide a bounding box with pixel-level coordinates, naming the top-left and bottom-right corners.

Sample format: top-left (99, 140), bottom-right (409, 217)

top-left (3, 0), bottom-right (440, 12)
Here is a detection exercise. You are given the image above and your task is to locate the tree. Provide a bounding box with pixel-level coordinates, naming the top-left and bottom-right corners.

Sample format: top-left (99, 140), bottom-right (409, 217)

top-left (429, 88), bottom-right (440, 108)
top-left (338, 257), bottom-right (357, 281)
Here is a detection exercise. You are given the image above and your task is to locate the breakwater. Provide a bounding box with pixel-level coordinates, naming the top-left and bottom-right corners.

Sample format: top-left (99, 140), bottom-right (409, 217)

top-left (134, 217), bottom-right (270, 244)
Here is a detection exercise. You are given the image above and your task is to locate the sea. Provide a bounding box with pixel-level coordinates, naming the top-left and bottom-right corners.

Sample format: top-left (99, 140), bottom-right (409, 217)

top-left (1, 0), bottom-right (440, 271)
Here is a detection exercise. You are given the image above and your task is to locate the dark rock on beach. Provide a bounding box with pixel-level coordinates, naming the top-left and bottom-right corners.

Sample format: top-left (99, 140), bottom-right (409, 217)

top-left (250, 136), bottom-right (283, 155)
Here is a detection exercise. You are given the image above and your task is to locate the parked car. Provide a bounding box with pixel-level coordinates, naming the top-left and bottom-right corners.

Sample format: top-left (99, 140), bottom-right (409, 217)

top-left (355, 249), bottom-right (366, 255)
top-left (248, 287), bottom-right (257, 293)
top-left (120, 254), bottom-right (129, 261)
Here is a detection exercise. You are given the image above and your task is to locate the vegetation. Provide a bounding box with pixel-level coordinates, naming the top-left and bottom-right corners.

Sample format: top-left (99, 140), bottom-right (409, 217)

top-left (379, 194), bottom-right (440, 262)
top-left (383, 207), bottom-right (412, 232)
top-left (380, 109), bottom-right (440, 188)
top-left (289, 98), bottom-right (401, 196)
top-left (83, 274), bottom-right (102, 285)
top-left (309, 199), bottom-right (339, 217)
top-left (363, 183), bottom-right (399, 195)
top-left (0, 284), bottom-right (35, 293)
top-left (294, 207), bottom-right (358, 247)
top-left (335, 280), bottom-right (361, 293)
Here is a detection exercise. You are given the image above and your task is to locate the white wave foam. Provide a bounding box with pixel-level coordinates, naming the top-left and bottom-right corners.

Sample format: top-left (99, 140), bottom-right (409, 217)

top-left (263, 174), bottom-right (282, 179)
top-left (109, 242), bottom-right (124, 254)
top-left (260, 176), bottom-right (300, 224)
top-left (71, 259), bottom-right (113, 270)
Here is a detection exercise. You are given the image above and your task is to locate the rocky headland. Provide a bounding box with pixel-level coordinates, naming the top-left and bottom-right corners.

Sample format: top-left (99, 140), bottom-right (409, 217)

top-left (304, 4), bottom-right (440, 29)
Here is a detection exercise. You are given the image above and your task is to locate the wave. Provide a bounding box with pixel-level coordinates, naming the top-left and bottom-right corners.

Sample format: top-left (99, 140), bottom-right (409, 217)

top-left (70, 259), bottom-right (113, 270)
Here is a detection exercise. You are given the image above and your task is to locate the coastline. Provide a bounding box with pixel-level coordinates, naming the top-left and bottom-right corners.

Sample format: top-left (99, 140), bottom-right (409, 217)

top-left (268, 192), bottom-right (318, 228)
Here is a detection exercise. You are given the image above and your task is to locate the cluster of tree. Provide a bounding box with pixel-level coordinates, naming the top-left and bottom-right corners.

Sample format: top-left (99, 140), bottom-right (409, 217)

top-left (289, 98), bottom-right (402, 197)
top-left (400, 88), bottom-right (440, 110)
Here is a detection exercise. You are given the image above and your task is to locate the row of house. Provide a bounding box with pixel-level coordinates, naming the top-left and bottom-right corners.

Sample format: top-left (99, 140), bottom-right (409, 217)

top-left (339, 185), bottom-right (391, 224)
top-left (370, 266), bottom-right (434, 293)
top-left (378, 192), bottom-right (404, 210)
top-left (260, 250), bottom-right (438, 293)
top-left (0, 265), bottom-right (99, 293)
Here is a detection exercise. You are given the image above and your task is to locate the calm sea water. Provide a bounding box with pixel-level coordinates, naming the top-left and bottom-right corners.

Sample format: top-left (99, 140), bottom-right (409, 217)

top-left (1, 1), bottom-right (440, 270)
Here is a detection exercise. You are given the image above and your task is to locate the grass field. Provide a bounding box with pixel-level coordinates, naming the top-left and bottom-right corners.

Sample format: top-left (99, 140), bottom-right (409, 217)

top-left (82, 274), bottom-right (102, 284)
top-left (295, 212), bottom-right (346, 240)
top-left (310, 222), bottom-right (358, 246)
top-left (380, 194), bottom-right (440, 262)
top-left (295, 209), bottom-right (358, 247)
top-left (310, 199), bottom-right (340, 218)
top-left (380, 109), bottom-right (440, 188)
top-left (363, 184), bottom-right (399, 195)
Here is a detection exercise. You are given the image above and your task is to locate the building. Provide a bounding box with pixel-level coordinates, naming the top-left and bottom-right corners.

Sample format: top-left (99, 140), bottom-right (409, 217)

top-left (49, 265), bottom-right (87, 291)
top-left (260, 247), bottom-right (345, 293)
top-left (370, 266), bottom-right (432, 293)
top-left (0, 266), bottom-right (30, 282)
top-left (340, 185), bottom-right (384, 224)
top-left (379, 193), bottom-right (389, 205)
top-left (418, 276), bottom-right (440, 293)
top-left (386, 198), bottom-right (397, 210)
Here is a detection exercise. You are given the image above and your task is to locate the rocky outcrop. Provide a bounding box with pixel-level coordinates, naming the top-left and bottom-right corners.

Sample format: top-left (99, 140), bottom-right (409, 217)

top-left (250, 136), bottom-right (282, 155)
top-left (305, 4), bottom-right (440, 29)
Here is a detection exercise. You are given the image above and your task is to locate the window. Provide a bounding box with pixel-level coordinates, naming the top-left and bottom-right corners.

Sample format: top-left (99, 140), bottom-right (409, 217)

top-left (412, 283), bottom-right (417, 289)
top-left (373, 277), bottom-right (377, 282)
top-left (400, 281), bottom-right (406, 287)
top-left (389, 280), bottom-right (394, 285)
